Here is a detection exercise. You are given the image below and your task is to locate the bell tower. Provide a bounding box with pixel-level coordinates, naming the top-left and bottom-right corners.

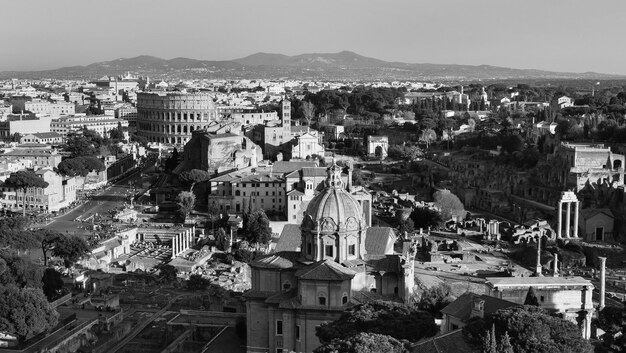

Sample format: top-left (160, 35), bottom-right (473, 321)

top-left (281, 99), bottom-right (291, 131)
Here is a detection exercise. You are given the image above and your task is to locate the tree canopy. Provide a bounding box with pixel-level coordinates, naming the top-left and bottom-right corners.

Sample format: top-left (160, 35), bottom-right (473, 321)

top-left (4, 170), bottom-right (50, 216)
top-left (314, 332), bottom-right (408, 353)
top-left (433, 189), bottom-right (467, 221)
top-left (316, 300), bottom-right (438, 344)
top-left (0, 285), bottom-right (58, 340)
top-left (179, 169), bottom-right (211, 191)
top-left (51, 234), bottom-right (90, 268)
top-left (463, 305), bottom-right (593, 353)
top-left (243, 210), bottom-right (272, 245)
top-left (42, 268), bottom-right (64, 301)
top-left (176, 191), bottom-right (196, 220)
top-left (57, 156), bottom-right (105, 177)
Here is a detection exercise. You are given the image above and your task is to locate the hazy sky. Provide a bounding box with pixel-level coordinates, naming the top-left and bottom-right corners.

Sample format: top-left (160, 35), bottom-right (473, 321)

top-left (2, 0), bottom-right (625, 74)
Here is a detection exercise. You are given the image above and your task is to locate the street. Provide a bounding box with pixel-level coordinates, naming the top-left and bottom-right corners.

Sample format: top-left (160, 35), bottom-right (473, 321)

top-left (44, 159), bottom-right (157, 236)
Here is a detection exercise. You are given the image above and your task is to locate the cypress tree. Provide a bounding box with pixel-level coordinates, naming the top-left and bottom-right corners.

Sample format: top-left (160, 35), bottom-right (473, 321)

top-left (498, 331), bottom-right (514, 353)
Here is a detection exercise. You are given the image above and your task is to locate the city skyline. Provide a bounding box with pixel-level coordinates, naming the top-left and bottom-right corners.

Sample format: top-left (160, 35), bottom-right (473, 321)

top-left (3, 0), bottom-right (626, 75)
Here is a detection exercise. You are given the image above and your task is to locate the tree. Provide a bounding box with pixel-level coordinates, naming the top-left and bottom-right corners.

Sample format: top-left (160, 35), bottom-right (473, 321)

top-left (464, 305), bottom-right (593, 353)
top-left (410, 207), bottom-right (443, 230)
top-left (316, 300), bottom-right (438, 344)
top-left (416, 283), bottom-right (455, 317)
top-left (41, 268), bottom-right (64, 301)
top-left (498, 331), bottom-right (514, 353)
top-left (214, 228), bottom-right (228, 251)
top-left (524, 287), bottom-right (539, 306)
top-left (482, 324), bottom-right (497, 353)
top-left (186, 274), bottom-right (210, 290)
top-left (40, 230), bottom-right (62, 267)
top-left (419, 128), bottom-right (437, 149)
top-left (51, 234), bottom-right (89, 268)
top-left (0, 250), bottom-right (43, 288)
top-left (4, 170), bottom-right (50, 216)
top-left (109, 122), bottom-right (124, 140)
top-left (433, 189), bottom-right (466, 221)
top-left (207, 201), bottom-right (221, 232)
top-left (352, 169), bottom-right (366, 186)
top-left (244, 210), bottom-right (272, 245)
top-left (158, 264), bottom-right (178, 284)
top-left (0, 285), bottom-right (58, 341)
top-left (0, 229), bottom-right (41, 253)
top-left (130, 134), bottom-right (148, 147)
top-left (314, 332), bottom-right (408, 353)
top-left (397, 218), bottom-right (415, 238)
top-left (165, 148), bottom-right (179, 171)
top-left (176, 191), bottom-right (196, 220)
top-left (301, 101), bottom-right (316, 129)
top-left (179, 169), bottom-right (211, 192)
top-left (596, 305), bottom-right (626, 351)
top-left (57, 156), bottom-right (105, 177)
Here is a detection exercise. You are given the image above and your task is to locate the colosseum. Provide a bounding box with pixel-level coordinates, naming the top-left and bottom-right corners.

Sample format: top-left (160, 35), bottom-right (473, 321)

top-left (136, 91), bottom-right (219, 145)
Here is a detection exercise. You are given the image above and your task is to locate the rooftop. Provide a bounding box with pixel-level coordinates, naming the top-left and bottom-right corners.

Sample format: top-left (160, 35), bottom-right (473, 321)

top-left (486, 276), bottom-right (592, 288)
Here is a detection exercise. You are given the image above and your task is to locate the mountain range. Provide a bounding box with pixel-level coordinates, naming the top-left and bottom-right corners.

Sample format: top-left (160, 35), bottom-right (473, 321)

top-left (1, 51), bottom-right (623, 81)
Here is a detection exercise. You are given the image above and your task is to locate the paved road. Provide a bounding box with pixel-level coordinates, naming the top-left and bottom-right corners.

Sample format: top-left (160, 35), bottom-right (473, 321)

top-left (44, 166), bottom-right (153, 236)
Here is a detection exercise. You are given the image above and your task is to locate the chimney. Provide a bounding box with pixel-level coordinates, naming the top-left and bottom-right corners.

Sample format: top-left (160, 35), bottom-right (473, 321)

top-left (553, 253), bottom-right (558, 277)
top-left (535, 236), bottom-right (543, 276)
top-left (599, 257), bottom-right (607, 310)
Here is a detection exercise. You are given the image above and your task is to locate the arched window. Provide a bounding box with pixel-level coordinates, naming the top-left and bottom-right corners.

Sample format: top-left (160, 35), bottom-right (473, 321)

top-left (283, 280), bottom-right (292, 291)
top-left (342, 292), bottom-right (348, 305)
top-left (235, 190), bottom-right (241, 196)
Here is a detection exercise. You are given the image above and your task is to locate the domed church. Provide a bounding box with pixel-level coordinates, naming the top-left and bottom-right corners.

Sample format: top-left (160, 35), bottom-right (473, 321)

top-left (244, 162), bottom-right (416, 353)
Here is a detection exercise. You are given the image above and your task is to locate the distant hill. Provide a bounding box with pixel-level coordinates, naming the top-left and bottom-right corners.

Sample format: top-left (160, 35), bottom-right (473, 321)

top-left (2, 51), bottom-right (623, 81)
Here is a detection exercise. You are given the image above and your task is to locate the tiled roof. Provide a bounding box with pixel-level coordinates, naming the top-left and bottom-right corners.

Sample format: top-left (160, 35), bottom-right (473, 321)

top-left (365, 227), bottom-right (395, 255)
top-left (440, 292), bottom-right (518, 322)
top-left (365, 255), bottom-right (399, 273)
top-left (301, 167), bottom-right (327, 177)
top-left (265, 289), bottom-right (297, 304)
top-left (413, 330), bottom-right (479, 353)
top-left (295, 260), bottom-right (356, 281)
top-left (31, 132), bottom-right (62, 138)
top-left (250, 251), bottom-right (301, 269)
top-left (286, 189), bottom-right (304, 196)
top-left (274, 224), bottom-right (301, 252)
top-left (272, 161), bottom-right (318, 174)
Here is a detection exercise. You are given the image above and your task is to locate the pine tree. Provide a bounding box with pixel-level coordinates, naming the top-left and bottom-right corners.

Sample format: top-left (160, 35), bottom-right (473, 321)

top-left (524, 287), bottom-right (540, 306)
top-left (498, 331), bottom-right (514, 353)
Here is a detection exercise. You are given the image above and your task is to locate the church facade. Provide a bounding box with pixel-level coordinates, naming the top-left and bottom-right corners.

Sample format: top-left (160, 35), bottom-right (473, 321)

top-left (244, 162), bottom-right (415, 353)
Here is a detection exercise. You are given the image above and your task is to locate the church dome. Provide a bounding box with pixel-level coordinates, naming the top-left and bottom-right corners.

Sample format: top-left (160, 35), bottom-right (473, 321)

top-left (303, 162), bottom-right (365, 233)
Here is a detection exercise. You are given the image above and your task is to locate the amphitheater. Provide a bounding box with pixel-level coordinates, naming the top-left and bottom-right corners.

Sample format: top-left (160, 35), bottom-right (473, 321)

top-left (136, 91), bottom-right (219, 145)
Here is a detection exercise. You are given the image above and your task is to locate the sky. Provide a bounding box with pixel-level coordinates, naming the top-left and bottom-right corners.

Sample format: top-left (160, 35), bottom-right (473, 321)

top-left (2, 0), bottom-right (625, 74)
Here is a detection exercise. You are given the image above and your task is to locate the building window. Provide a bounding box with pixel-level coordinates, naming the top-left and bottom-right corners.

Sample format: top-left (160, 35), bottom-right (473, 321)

top-left (318, 295), bottom-right (326, 305)
top-left (540, 296), bottom-right (545, 302)
top-left (307, 242), bottom-right (312, 255)
top-left (325, 245), bottom-right (333, 257)
top-left (276, 320), bottom-right (283, 335)
top-left (283, 281), bottom-right (291, 291)
top-left (348, 244), bottom-right (356, 256)
top-left (342, 294), bottom-right (348, 304)
top-left (296, 325), bottom-right (301, 341)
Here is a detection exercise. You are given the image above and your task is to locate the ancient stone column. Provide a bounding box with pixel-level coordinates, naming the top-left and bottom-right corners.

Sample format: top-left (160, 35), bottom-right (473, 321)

top-left (599, 257), bottom-right (607, 310)
top-left (565, 202), bottom-right (571, 238)
top-left (553, 253), bottom-right (558, 277)
top-left (535, 236), bottom-right (543, 276)
top-left (557, 201), bottom-right (563, 238)
top-left (573, 201), bottom-right (579, 238)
